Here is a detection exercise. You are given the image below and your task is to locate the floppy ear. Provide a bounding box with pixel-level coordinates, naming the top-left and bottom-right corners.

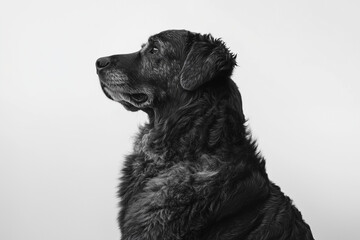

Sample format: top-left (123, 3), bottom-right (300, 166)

top-left (179, 34), bottom-right (237, 91)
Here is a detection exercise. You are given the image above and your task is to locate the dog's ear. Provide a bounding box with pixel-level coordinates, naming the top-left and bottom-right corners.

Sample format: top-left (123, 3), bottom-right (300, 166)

top-left (179, 34), bottom-right (237, 91)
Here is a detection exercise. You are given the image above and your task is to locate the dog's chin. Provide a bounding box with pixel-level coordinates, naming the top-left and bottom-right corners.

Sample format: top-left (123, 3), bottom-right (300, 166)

top-left (101, 85), bottom-right (150, 112)
top-left (119, 100), bottom-right (140, 112)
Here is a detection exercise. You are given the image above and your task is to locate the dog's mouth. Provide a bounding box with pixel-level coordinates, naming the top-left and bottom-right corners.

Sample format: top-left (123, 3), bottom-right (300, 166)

top-left (100, 83), bottom-right (152, 111)
top-left (130, 93), bottom-right (148, 104)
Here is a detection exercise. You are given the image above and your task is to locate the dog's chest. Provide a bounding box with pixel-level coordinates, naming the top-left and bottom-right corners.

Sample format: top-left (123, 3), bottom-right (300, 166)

top-left (123, 150), bottom-right (171, 201)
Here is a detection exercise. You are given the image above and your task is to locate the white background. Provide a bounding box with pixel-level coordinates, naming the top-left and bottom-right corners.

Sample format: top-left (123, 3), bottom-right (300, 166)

top-left (1, 0), bottom-right (359, 239)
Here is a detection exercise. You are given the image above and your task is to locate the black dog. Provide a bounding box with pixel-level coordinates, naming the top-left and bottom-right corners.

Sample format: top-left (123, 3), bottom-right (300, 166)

top-left (96, 30), bottom-right (314, 240)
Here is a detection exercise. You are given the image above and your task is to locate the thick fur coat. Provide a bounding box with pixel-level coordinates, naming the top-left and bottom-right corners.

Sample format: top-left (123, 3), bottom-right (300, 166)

top-left (96, 30), bottom-right (314, 240)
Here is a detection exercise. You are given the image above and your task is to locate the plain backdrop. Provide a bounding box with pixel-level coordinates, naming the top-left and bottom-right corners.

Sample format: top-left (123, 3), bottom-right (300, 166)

top-left (1, 0), bottom-right (359, 239)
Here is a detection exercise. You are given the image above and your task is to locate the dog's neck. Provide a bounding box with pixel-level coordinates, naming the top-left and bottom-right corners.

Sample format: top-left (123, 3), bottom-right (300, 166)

top-left (135, 80), bottom-right (265, 172)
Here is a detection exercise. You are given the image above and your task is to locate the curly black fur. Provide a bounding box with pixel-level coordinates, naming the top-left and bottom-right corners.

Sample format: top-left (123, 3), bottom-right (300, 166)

top-left (96, 30), bottom-right (314, 240)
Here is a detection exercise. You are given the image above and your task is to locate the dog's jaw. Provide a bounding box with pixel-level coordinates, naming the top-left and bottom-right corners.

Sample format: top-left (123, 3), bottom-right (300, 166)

top-left (100, 82), bottom-right (154, 112)
top-left (97, 65), bottom-right (157, 111)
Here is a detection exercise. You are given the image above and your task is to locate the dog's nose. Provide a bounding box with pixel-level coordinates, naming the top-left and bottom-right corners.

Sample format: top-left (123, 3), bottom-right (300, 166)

top-left (96, 57), bottom-right (110, 71)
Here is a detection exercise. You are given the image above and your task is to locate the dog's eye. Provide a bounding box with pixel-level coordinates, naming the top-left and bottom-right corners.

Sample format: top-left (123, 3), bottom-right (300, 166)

top-left (149, 47), bottom-right (159, 54)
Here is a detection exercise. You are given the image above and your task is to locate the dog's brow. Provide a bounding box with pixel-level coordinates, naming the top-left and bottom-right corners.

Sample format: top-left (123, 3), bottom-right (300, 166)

top-left (148, 36), bottom-right (156, 42)
top-left (148, 36), bottom-right (162, 45)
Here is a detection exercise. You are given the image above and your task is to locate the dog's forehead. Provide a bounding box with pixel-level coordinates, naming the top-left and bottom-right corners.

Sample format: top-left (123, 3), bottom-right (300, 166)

top-left (149, 30), bottom-right (189, 44)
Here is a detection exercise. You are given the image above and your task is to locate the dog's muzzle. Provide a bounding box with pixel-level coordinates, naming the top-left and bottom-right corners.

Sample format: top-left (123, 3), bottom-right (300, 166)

top-left (96, 53), bottom-right (152, 111)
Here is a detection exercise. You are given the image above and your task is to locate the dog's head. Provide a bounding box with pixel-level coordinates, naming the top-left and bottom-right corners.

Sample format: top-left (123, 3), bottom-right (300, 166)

top-left (96, 30), bottom-right (237, 114)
